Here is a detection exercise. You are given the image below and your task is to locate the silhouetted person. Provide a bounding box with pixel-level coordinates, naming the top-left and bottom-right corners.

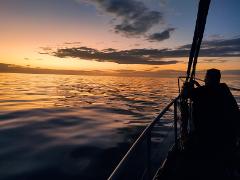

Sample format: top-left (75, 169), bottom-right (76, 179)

top-left (185, 69), bottom-right (239, 177)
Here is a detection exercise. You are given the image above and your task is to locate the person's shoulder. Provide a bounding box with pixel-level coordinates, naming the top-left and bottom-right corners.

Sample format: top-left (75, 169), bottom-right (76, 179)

top-left (220, 83), bottom-right (228, 87)
top-left (220, 83), bottom-right (230, 91)
top-left (219, 83), bottom-right (234, 97)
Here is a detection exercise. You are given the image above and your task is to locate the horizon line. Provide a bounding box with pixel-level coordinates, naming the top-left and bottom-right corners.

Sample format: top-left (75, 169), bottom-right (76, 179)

top-left (0, 63), bottom-right (239, 77)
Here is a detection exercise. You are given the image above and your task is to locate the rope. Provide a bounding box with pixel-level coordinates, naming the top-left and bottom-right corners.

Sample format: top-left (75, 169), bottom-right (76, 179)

top-left (186, 0), bottom-right (211, 83)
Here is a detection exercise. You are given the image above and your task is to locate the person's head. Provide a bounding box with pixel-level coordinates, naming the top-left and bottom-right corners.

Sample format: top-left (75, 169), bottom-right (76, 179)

top-left (204, 68), bottom-right (221, 86)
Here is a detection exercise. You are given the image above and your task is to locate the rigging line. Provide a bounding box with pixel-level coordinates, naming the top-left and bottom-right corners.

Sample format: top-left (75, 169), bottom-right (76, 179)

top-left (180, 76), bottom-right (240, 91)
top-left (186, 0), bottom-right (211, 82)
top-left (186, 0), bottom-right (204, 82)
top-left (190, 0), bottom-right (211, 80)
top-left (186, 12), bottom-right (200, 82)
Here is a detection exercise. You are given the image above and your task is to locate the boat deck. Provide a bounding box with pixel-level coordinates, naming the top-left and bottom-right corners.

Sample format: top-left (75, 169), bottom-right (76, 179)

top-left (148, 120), bottom-right (176, 177)
top-left (153, 138), bottom-right (240, 180)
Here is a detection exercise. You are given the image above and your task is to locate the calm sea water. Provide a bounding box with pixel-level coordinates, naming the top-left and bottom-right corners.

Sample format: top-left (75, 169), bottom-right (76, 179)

top-left (0, 73), bottom-right (239, 180)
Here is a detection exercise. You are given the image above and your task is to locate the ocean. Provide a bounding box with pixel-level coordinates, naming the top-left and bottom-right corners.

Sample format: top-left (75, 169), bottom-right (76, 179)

top-left (0, 73), bottom-right (239, 180)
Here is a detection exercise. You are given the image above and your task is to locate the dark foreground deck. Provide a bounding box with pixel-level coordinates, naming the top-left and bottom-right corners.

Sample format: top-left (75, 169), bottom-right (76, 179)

top-left (154, 140), bottom-right (240, 180)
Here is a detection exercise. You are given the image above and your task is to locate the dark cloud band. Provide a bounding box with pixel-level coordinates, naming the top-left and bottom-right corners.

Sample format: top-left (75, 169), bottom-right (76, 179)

top-left (90, 0), bottom-right (168, 38)
top-left (79, 0), bottom-right (177, 41)
top-left (148, 28), bottom-right (175, 42)
top-left (49, 46), bottom-right (178, 65)
top-left (43, 37), bottom-right (240, 65)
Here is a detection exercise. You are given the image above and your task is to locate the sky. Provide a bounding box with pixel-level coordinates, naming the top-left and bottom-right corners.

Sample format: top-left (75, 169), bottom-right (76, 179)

top-left (0, 0), bottom-right (240, 75)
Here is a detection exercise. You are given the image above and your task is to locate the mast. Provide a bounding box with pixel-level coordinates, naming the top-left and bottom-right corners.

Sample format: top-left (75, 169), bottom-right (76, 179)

top-left (180, 0), bottom-right (211, 148)
top-left (186, 0), bottom-right (211, 82)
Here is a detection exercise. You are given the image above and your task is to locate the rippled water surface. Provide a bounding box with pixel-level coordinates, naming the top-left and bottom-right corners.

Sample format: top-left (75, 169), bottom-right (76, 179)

top-left (0, 73), bottom-right (239, 180)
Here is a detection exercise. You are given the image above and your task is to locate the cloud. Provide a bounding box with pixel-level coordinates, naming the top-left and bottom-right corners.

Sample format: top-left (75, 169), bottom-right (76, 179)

top-left (102, 48), bottom-right (117, 52)
top-left (76, 0), bottom-right (175, 41)
top-left (201, 58), bottom-right (227, 63)
top-left (178, 37), bottom-right (240, 57)
top-left (148, 28), bottom-right (175, 41)
top-left (201, 37), bottom-right (240, 48)
top-left (40, 47), bottom-right (52, 51)
top-left (49, 46), bottom-right (179, 65)
top-left (134, 43), bottom-right (140, 46)
top-left (43, 37), bottom-right (240, 65)
top-left (0, 63), bottom-right (106, 76)
top-left (63, 41), bottom-right (82, 45)
top-left (89, 0), bottom-right (164, 37)
top-left (206, 34), bottom-right (224, 41)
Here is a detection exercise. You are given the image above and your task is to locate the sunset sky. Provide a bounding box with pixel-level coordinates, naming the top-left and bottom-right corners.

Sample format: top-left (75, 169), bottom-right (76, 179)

top-left (0, 0), bottom-right (240, 74)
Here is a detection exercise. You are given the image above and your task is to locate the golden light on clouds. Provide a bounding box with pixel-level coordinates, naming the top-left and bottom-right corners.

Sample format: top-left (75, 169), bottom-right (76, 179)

top-left (0, 0), bottom-right (239, 75)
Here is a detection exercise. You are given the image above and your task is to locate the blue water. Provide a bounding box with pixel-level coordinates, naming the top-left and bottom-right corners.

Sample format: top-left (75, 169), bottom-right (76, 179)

top-left (0, 73), bottom-right (239, 180)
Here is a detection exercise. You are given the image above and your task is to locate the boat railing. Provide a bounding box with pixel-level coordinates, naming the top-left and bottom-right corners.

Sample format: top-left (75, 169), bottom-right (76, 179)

top-left (108, 96), bottom-right (180, 180)
top-left (178, 76), bottom-right (240, 92)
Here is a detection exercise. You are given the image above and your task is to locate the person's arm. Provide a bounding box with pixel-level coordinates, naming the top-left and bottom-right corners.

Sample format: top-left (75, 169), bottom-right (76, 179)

top-left (181, 81), bottom-right (199, 101)
top-left (193, 80), bottom-right (201, 87)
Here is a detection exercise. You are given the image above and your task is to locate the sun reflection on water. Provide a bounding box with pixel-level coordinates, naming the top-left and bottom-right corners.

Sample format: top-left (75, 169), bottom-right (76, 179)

top-left (0, 73), bottom-right (239, 180)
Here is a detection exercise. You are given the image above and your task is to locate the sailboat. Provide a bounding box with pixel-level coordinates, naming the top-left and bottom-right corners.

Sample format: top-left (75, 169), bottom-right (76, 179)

top-left (107, 0), bottom-right (240, 179)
